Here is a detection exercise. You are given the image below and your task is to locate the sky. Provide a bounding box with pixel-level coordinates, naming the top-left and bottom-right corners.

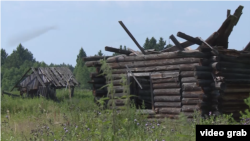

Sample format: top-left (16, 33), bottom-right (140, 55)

top-left (1, 1), bottom-right (250, 67)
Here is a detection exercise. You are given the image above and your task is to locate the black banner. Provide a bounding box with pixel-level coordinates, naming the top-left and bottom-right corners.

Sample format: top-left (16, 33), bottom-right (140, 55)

top-left (196, 125), bottom-right (250, 140)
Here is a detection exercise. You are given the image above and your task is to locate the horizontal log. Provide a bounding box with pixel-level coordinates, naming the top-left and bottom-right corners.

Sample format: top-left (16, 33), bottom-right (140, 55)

top-left (137, 78), bottom-right (151, 84)
top-left (154, 102), bottom-right (181, 107)
top-left (111, 64), bottom-right (193, 74)
top-left (151, 71), bottom-right (179, 79)
top-left (83, 56), bottom-right (112, 61)
top-left (153, 89), bottom-right (181, 95)
top-left (215, 67), bottom-right (250, 75)
top-left (220, 54), bottom-right (250, 65)
top-left (182, 98), bottom-right (202, 105)
top-left (181, 77), bottom-right (196, 83)
top-left (182, 105), bottom-right (200, 112)
top-left (182, 83), bottom-right (202, 91)
top-left (105, 46), bottom-right (132, 55)
top-left (179, 63), bottom-right (201, 71)
top-left (147, 114), bottom-right (179, 119)
top-left (182, 91), bottom-right (206, 98)
top-left (180, 71), bottom-right (212, 79)
top-left (224, 88), bottom-right (250, 93)
top-left (218, 101), bottom-right (246, 106)
top-left (152, 78), bottom-right (179, 83)
top-left (153, 83), bottom-right (180, 89)
top-left (194, 66), bottom-right (213, 71)
top-left (159, 108), bottom-right (181, 114)
top-left (220, 93), bottom-right (250, 101)
top-left (215, 72), bottom-right (250, 79)
top-left (154, 96), bottom-right (181, 102)
top-left (107, 58), bottom-right (200, 69)
top-left (211, 62), bottom-right (250, 70)
top-left (196, 79), bottom-right (213, 87)
top-left (106, 51), bottom-right (209, 63)
top-left (85, 61), bottom-right (102, 67)
top-left (223, 79), bottom-right (250, 84)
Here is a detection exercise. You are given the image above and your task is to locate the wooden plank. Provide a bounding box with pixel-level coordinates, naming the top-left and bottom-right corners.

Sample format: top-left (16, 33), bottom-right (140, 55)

top-left (153, 88), bottom-right (181, 95)
top-left (50, 67), bottom-right (66, 87)
top-left (63, 67), bottom-right (79, 85)
top-left (55, 67), bottom-right (74, 86)
top-left (154, 102), bottom-right (181, 108)
top-left (83, 56), bottom-right (112, 61)
top-left (154, 96), bottom-right (181, 102)
top-left (169, 34), bottom-right (183, 50)
top-left (153, 83), bottom-right (180, 89)
top-left (45, 67), bottom-right (61, 87)
top-left (105, 46), bottom-right (131, 55)
top-left (31, 68), bottom-right (46, 87)
top-left (159, 108), bottom-right (181, 114)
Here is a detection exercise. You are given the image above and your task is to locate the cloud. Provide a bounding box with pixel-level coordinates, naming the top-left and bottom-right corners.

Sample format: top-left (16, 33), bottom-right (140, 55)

top-left (8, 26), bottom-right (57, 47)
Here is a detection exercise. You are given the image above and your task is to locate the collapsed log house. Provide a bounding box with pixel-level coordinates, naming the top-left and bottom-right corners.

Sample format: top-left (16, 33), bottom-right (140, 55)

top-left (84, 5), bottom-right (250, 120)
top-left (10, 67), bottom-right (79, 99)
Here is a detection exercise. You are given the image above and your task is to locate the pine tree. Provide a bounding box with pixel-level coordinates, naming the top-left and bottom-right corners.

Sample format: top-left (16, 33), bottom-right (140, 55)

top-left (143, 37), bottom-right (150, 50)
top-left (156, 37), bottom-right (166, 51)
top-left (1, 48), bottom-right (8, 65)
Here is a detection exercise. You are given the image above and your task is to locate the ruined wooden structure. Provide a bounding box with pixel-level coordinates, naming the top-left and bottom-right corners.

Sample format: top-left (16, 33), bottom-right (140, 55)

top-left (84, 5), bottom-right (250, 120)
top-left (10, 67), bottom-right (79, 99)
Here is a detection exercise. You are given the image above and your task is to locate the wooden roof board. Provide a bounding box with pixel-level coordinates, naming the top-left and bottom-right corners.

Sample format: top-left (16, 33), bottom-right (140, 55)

top-left (50, 67), bottom-right (66, 87)
top-left (45, 67), bottom-right (61, 87)
top-left (54, 67), bottom-right (74, 86)
top-left (31, 67), bottom-right (46, 87)
top-left (39, 67), bottom-right (56, 86)
top-left (62, 67), bottom-right (79, 85)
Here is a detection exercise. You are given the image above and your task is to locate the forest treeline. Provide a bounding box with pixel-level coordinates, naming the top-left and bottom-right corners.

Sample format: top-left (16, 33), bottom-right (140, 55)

top-left (1, 37), bottom-right (173, 91)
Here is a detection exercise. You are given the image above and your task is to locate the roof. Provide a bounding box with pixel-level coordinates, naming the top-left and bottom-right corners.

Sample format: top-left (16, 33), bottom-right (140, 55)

top-left (11, 67), bottom-right (79, 91)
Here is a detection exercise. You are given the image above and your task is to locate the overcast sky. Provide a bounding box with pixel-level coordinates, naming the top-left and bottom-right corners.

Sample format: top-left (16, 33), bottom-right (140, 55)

top-left (1, 1), bottom-right (250, 67)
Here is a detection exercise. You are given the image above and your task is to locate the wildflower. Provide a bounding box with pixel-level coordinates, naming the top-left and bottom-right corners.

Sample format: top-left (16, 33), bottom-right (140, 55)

top-left (209, 111), bottom-right (212, 116)
top-left (54, 139), bottom-right (56, 141)
top-left (65, 130), bottom-right (68, 133)
top-left (87, 128), bottom-right (90, 131)
top-left (6, 115), bottom-right (8, 119)
top-left (152, 126), bottom-right (155, 129)
top-left (137, 123), bottom-right (139, 125)
top-left (134, 119), bottom-right (137, 122)
top-left (157, 123), bottom-right (160, 126)
top-left (145, 124), bottom-right (148, 126)
top-left (171, 129), bottom-right (174, 132)
top-left (64, 127), bottom-right (66, 131)
top-left (47, 127), bottom-right (49, 130)
top-left (99, 112), bottom-right (101, 115)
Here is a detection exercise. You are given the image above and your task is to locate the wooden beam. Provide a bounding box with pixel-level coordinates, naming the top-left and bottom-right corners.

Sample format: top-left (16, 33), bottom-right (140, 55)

top-left (169, 34), bottom-right (183, 50)
top-left (118, 21), bottom-right (146, 54)
top-left (31, 68), bottom-right (46, 87)
top-left (83, 56), bottom-right (111, 61)
top-left (177, 32), bottom-right (202, 45)
top-left (105, 46), bottom-right (132, 55)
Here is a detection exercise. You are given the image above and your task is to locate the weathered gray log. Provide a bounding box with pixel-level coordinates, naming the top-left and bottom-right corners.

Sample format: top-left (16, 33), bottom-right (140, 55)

top-left (159, 108), bottom-right (181, 114)
top-left (182, 83), bottom-right (202, 91)
top-left (222, 79), bottom-right (250, 84)
top-left (85, 61), bottom-right (102, 67)
top-left (197, 32), bottom-right (219, 51)
top-left (220, 93), bottom-right (250, 101)
top-left (180, 71), bottom-right (212, 79)
top-left (181, 77), bottom-right (196, 83)
top-left (153, 83), bottom-right (180, 89)
top-left (219, 101), bottom-right (246, 106)
top-left (83, 56), bottom-right (111, 61)
top-left (150, 71), bottom-right (179, 79)
top-left (182, 91), bottom-right (206, 98)
top-left (177, 32), bottom-right (202, 45)
top-left (220, 55), bottom-right (250, 65)
top-left (182, 98), bottom-right (202, 105)
top-left (152, 78), bottom-right (179, 83)
top-left (106, 51), bottom-right (209, 63)
top-left (107, 58), bottom-right (200, 69)
top-left (154, 96), bottom-right (181, 102)
top-left (196, 80), bottom-right (213, 87)
top-left (111, 64), bottom-right (201, 74)
top-left (153, 89), bottom-right (181, 95)
top-left (136, 110), bottom-right (155, 115)
top-left (182, 105), bottom-right (200, 112)
top-left (227, 9), bottom-right (231, 17)
top-left (169, 34), bottom-right (183, 50)
top-left (105, 46), bottom-right (132, 55)
top-left (154, 102), bottom-right (181, 107)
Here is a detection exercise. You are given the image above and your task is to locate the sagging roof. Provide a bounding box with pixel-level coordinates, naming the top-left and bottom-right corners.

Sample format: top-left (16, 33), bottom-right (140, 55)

top-left (11, 67), bottom-right (79, 91)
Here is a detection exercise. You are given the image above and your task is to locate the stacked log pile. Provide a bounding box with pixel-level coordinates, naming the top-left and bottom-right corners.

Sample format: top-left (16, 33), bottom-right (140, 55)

top-left (83, 5), bottom-right (250, 120)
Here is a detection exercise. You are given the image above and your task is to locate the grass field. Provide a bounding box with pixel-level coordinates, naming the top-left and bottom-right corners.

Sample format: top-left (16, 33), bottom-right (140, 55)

top-left (1, 88), bottom-right (249, 141)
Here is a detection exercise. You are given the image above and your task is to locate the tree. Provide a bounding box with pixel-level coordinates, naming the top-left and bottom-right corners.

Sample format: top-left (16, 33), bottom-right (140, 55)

top-left (143, 37), bottom-right (150, 50)
top-left (1, 48), bottom-right (8, 65)
top-left (112, 45), bottom-right (127, 56)
top-left (156, 37), bottom-right (166, 51)
top-left (4, 44), bottom-right (35, 68)
top-left (97, 50), bottom-right (103, 56)
top-left (165, 44), bottom-right (173, 48)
